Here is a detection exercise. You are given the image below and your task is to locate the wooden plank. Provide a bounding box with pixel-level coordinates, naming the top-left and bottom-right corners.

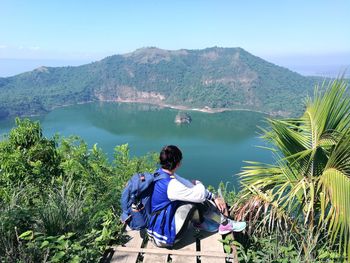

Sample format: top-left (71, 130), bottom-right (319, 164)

top-left (142, 239), bottom-right (168, 263)
top-left (110, 230), bottom-right (144, 263)
top-left (114, 247), bottom-right (234, 258)
top-left (170, 227), bottom-right (197, 263)
top-left (199, 232), bottom-right (225, 263)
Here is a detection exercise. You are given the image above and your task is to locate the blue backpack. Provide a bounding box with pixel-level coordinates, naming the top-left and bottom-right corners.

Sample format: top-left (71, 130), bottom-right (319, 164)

top-left (120, 172), bottom-right (167, 230)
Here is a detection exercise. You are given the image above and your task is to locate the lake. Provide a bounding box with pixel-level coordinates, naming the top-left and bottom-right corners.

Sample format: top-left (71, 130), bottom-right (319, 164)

top-left (0, 102), bottom-right (272, 189)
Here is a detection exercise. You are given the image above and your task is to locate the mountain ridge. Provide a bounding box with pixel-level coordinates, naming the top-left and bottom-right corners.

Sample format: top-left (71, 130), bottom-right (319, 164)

top-left (0, 47), bottom-right (321, 119)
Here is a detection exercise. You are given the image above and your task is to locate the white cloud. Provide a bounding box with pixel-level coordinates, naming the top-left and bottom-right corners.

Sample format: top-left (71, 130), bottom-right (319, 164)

top-left (0, 45), bottom-right (7, 49)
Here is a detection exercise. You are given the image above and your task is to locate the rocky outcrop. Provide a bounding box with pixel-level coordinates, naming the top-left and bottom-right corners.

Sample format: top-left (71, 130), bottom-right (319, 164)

top-left (175, 112), bottom-right (192, 124)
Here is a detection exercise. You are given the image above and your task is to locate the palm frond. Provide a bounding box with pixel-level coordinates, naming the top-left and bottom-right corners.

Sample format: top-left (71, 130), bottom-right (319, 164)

top-left (237, 78), bottom-right (350, 258)
top-left (264, 118), bottom-right (311, 156)
top-left (319, 168), bottom-right (350, 256)
top-left (304, 79), bottom-right (350, 136)
top-left (234, 184), bottom-right (295, 236)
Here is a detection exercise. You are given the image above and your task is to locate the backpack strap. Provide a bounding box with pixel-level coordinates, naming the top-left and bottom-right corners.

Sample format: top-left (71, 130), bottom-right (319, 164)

top-left (153, 171), bottom-right (174, 181)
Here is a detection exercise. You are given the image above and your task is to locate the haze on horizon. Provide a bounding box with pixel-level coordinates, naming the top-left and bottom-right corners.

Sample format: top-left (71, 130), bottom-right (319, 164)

top-left (0, 0), bottom-right (349, 77)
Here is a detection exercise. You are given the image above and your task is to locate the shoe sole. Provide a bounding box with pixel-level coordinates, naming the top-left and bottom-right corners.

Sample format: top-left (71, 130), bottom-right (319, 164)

top-left (218, 230), bottom-right (232, 235)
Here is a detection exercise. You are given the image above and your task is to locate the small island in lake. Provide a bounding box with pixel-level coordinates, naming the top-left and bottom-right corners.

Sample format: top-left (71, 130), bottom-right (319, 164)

top-left (175, 112), bottom-right (192, 124)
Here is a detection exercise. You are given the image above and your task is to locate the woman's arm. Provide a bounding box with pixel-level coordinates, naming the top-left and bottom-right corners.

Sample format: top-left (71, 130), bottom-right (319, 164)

top-left (167, 179), bottom-right (214, 203)
top-left (168, 178), bottom-right (228, 216)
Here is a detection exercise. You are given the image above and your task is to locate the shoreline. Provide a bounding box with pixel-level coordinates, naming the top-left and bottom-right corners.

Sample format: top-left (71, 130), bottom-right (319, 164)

top-left (103, 98), bottom-right (272, 116)
top-left (1, 99), bottom-right (273, 122)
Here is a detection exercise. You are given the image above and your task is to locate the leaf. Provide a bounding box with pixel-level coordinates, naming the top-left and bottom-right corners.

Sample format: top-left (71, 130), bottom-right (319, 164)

top-left (237, 78), bottom-right (350, 259)
top-left (40, 240), bottom-right (50, 249)
top-left (51, 251), bottom-right (66, 262)
top-left (69, 255), bottom-right (82, 263)
top-left (19, 230), bottom-right (33, 240)
top-left (320, 167), bottom-right (350, 256)
top-left (318, 251), bottom-right (329, 259)
top-left (223, 244), bottom-right (231, 253)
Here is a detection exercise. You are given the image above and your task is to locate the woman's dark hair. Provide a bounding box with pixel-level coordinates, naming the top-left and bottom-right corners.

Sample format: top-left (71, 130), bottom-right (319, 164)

top-left (159, 145), bottom-right (182, 170)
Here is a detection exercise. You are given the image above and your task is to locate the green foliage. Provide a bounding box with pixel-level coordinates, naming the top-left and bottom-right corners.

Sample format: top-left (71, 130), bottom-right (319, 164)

top-left (218, 181), bottom-right (237, 205)
top-left (234, 235), bottom-right (300, 263)
top-left (219, 235), bottom-right (235, 254)
top-left (0, 118), bottom-right (60, 197)
top-left (207, 181), bottom-right (238, 206)
top-left (0, 119), bottom-right (157, 262)
top-left (0, 47), bottom-right (321, 119)
top-left (235, 79), bottom-right (350, 260)
top-left (233, 229), bottom-right (345, 263)
top-left (17, 211), bottom-right (122, 262)
top-left (114, 143), bottom-right (157, 181)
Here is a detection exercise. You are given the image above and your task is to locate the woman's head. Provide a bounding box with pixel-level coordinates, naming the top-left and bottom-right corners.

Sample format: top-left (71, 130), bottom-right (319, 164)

top-left (159, 145), bottom-right (182, 171)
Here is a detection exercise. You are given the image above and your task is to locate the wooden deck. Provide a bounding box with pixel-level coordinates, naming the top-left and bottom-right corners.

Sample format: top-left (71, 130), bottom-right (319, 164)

top-left (107, 227), bottom-right (238, 263)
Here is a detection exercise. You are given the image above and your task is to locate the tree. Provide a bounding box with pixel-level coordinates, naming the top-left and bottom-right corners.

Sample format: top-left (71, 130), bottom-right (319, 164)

top-left (0, 119), bottom-right (157, 261)
top-left (236, 79), bottom-right (350, 259)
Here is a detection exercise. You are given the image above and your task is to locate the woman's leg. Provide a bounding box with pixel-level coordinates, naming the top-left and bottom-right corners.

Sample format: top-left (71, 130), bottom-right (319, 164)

top-left (174, 203), bottom-right (199, 241)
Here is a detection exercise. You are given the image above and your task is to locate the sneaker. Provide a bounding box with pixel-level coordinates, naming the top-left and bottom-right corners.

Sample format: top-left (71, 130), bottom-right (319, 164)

top-left (193, 218), bottom-right (219, 232)
top-left (218, 219), bottom-right (246, 235)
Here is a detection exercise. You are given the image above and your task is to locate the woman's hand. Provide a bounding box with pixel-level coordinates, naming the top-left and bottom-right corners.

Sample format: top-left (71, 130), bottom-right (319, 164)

top-left (214, 197), bottom-right (228, 216)
top-left (191, 180), bottom-right (201, 185)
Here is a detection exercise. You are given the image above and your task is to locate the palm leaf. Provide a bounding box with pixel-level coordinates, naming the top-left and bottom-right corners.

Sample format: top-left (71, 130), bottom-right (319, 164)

top-left (319, 168), bottom-right (350, 256)
top-left (319, 130), bottom-right (350, 255)
top-left (237, 78), bottom-right (350, 258)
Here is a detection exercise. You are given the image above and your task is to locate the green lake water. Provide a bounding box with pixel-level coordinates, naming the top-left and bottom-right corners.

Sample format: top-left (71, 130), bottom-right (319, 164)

top-left (0, 102), bottom-right (272, 189)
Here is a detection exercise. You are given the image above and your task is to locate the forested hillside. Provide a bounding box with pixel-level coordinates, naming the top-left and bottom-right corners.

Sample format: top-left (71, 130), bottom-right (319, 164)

top-left (0, 47), bottom-right (321, 118)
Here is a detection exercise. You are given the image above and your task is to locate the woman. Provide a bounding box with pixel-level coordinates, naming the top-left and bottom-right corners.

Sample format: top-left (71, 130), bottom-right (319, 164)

top-left (147, 145), bottom-right (246, 247)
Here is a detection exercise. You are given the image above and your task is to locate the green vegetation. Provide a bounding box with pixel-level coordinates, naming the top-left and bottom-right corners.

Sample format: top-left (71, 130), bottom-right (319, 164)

top-left (232, 79), bottom-right (350, 262)
top-left (1, 78), bottom-right (348, 262)
top-left (0, 47), bottom-right (321, 119)
top-left (0, 119), bottom-right (157, 262)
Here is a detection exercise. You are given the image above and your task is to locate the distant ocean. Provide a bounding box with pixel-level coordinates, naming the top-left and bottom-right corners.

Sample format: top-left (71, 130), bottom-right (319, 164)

top-left (287, 64), bottom-right (350, 78)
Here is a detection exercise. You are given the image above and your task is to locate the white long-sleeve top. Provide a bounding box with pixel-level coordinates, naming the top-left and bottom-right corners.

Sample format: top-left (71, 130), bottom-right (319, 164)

top-left (167, 174), bottom-right (214, 202)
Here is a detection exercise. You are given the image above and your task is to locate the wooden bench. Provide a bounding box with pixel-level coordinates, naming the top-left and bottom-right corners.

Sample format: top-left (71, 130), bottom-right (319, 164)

top-left (107, 227), bottom-right (238, 263)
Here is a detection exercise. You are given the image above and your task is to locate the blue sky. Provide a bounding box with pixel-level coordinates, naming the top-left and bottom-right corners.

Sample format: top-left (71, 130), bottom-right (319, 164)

top-left (0, 0), bottom-right (349, 75)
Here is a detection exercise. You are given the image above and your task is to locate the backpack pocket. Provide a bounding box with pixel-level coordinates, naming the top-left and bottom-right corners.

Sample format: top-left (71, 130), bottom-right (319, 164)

top-left (129, 204), bottom-right (149, 230)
